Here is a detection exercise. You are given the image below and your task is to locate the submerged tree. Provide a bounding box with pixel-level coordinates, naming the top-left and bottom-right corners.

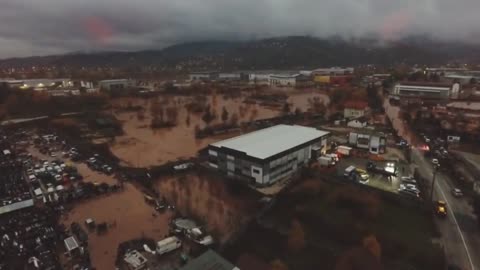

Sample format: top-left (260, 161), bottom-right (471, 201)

top-left (221, 106), bottom-right (229, 123)
top-left (287, 219), bottom-right (305, 252)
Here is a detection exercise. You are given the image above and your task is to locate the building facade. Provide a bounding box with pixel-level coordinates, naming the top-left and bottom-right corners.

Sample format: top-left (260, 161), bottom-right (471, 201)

top-left (393, 82), bottom-right (460, 99)
top-left (208, 125), bottom-right (329, 186)
top-left (269, 74), bottom-right (310, 87)
top-left (344, 101), bottom-right (369, 119)
top-left (348, 130), bottom-right (386, 154)
top-left (188, 71), bottom-right (218, 81)
top-left (311, 67), bottom-right (354, 76)
top-left (99, 79), bottom-right (134, 91)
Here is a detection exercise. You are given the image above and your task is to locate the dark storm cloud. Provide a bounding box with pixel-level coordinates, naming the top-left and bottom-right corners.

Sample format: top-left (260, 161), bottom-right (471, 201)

top-left (1, 0), bottom-right (480, 58)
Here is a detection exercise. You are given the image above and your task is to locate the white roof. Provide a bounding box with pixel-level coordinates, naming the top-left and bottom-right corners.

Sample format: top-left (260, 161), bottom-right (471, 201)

top-left (124, 250), bottom-right (147, 268)
top-left (99, 79), bottom-right (129, 83)
top-left (64, 236), bottom-right (79, 251)
top-left (211, 125), bottom-right (329, 160)
top-left (157, 236), bottom-right (180, 247)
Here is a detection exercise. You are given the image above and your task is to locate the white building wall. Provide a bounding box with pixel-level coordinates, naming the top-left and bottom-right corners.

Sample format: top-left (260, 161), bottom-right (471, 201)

top-left (269, 76), bottom-right (296, 86)
top-left (251, 166), bottom-right (263, 184)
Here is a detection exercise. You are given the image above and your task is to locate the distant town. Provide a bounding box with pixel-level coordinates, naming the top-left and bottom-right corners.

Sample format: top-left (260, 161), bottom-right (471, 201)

top-left (0, 63), bottom-right (480, 270)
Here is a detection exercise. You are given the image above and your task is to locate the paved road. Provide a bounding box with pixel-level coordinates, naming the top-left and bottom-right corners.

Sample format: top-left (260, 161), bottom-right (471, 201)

top-left (412, 148), bottom-right (480, 270)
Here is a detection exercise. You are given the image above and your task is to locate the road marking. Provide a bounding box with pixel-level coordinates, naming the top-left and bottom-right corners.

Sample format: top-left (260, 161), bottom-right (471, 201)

top-left (435, 177), bottom-right (476, 270)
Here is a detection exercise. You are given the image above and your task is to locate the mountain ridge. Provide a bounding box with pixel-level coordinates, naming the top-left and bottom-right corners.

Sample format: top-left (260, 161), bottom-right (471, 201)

top-left (1, 36), bottom-right (479, 70)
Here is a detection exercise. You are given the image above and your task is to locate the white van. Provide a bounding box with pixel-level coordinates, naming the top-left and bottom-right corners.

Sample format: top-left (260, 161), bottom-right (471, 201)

top-left (156, 236), bottom-right (181, 255)
top-left (344, 166), bottom-right (356, 177)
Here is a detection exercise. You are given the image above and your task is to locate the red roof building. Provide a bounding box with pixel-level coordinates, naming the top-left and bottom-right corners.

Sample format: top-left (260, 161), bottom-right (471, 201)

top-left (344, 101), bottom-right (370, 119)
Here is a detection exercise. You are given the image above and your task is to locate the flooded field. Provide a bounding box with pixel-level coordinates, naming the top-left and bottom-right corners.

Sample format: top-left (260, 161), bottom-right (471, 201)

top-left (61, 183), bottom-right (173, 269)
top-left (75, 163), bottom-right (118, 185)
top-left (155, 171), bottom-right (259, 244)
top-left (110, 89), bottom-right (328, 167)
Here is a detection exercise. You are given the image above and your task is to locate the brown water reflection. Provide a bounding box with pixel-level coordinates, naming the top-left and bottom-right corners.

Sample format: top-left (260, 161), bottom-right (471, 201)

top-left (62, 183), bottom-right (173, 269)
top-left (110, 90), bottom-right (328, 167)
top-left (155, 172), bottom-right (257, 243)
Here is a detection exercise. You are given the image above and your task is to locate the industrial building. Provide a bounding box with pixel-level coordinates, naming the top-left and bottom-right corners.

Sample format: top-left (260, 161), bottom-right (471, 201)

top-left (348, 130), bottom-right (386, 154)
top-left (99, 79), bottom-right (134, 91)
top-left (269, 73), bottom-right (310, 87)
top-left (393, 82), bottom-right (460, 99)
top-left (208, 125), bottom-right (329, 186)
top-left (218, 72), bottom-right (242, 80)
top-left (188, 71), bottom-right (219, 81)
top-left (311, 67), bottom-right (354, 76)
top-left (248, 72), bottom-right (272, 85)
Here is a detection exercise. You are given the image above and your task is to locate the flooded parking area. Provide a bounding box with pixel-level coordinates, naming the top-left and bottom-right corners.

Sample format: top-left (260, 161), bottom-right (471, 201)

top-left (155, 171), bottom-right (260, 244)
top-left (61, 183), bottom-right (174, 269)
top-left (109, 89), bottom-right (328, 167)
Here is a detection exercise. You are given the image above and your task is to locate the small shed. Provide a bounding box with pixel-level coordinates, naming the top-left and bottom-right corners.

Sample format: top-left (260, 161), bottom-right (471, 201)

top-left (64, 236), bottom-right (80, 256)
top-left (124, 250), bottom-right (148, 270)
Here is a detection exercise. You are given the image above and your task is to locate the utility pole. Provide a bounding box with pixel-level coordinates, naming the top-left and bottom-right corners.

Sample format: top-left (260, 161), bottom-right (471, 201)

top-left (430, 164), bottom-right (439, 202)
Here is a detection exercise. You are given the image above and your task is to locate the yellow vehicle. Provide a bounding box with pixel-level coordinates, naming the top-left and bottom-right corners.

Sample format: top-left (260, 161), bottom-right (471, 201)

top-left (435, 201), bottom-right (447, 218)
top-left (356, 168), bottom-right (368, 174)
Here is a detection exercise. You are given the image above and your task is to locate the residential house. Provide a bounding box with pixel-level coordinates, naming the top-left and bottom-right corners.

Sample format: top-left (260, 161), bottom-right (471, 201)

top-left (344, 101), bottom-right (369, 119)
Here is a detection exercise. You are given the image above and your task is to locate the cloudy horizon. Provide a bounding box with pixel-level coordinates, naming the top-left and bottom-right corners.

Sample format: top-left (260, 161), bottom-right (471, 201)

top-left (1, 0), bottom-right (480, 58)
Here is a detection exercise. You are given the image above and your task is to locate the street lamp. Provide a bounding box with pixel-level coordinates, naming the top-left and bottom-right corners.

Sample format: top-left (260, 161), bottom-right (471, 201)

top-left (430, 163), bottom-right (440, 202)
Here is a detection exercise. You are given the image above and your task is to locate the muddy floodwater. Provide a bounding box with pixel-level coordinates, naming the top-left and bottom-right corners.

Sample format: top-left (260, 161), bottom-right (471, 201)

top-left (110, 89), bottom-right (328, 167)
top-left (155, 172), bottom-right (258, 243)
top-left (62, 183), bottom-right (173, 269)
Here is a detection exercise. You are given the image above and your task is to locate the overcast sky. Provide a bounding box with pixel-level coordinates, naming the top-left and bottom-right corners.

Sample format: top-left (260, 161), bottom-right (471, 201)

top-left (1, 0), bottom-right (479, 58)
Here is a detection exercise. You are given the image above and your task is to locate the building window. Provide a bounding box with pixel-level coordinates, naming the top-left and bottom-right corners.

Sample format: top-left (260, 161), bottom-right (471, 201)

top-left (252, 168), bottom-right (260, 174)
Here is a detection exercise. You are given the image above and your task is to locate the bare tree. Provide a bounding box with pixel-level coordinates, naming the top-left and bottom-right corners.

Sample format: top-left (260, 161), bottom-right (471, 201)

top-left (186, 113), bottom-right (191, 127)
top-left (165, 107), bottom-right (179, 124)
top-left (230, 113), bottom-right (239, 126)
top-left (287, 219), bottom-right (306, 252)
top-left (221, 106), bottom-right (229, 123)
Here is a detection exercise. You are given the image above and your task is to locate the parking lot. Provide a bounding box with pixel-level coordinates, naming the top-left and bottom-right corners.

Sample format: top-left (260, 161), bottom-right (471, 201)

top-left (335, 156), bottom-right (414, 196)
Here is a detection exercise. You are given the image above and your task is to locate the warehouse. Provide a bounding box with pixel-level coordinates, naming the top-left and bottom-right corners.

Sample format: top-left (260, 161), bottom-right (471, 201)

top-left (208, 125), bottom-right (329, 186)
top-left (393, 82), bottom-right (460, 99)
top-left (99, 79), bottom-right (134, 91)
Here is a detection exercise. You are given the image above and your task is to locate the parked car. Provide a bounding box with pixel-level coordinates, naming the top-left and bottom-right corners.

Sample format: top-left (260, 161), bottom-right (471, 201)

top-left (432, 158), bottom-right (439, 165)
top-left (185, 227), bottom-right (214, 246)
top-left (156, 236), bottom-right (181, 255)
top-left (399, 189), bottom-right (420, 198)
top-left (401, 176), bottom-right (417, 185)
top-left (173, 163), bottom-right (194, 171)
top-left (451, 188), bottom-right (463, 198)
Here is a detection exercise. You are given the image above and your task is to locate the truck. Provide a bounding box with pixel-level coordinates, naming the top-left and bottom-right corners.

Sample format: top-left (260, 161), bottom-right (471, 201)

top-left (337, 146), bottom-right (352, 157)
top-left (186, 227), bottom-right (214, 246)
top-left (318, 156), bottom-right (334, 167)
top-left (366, 161), bottom-right (396, 177)
top-left (344, 166), bottom-right (356, 177)
top-left (156, 236), bottom-right (182, 255)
